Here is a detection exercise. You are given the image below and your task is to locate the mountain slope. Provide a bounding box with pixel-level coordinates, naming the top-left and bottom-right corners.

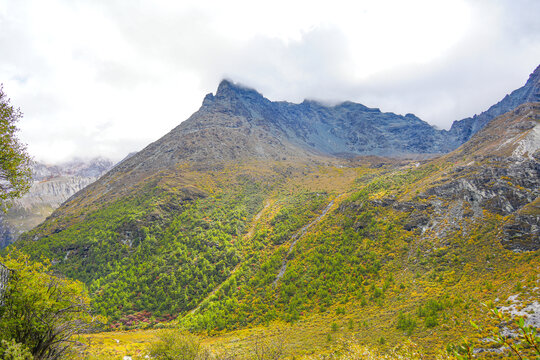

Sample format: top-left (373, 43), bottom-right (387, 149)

top-left (9, 70), bottom-right (540, 356)
top-left (180, 102), bottom-right (539, 354)
top-left (435, 102), bottom-right (540, 251)
top-left (33, 65), bottom-right (540, 230)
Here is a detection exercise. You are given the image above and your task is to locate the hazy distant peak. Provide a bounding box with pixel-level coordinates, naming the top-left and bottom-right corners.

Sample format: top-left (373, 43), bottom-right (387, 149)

top-left (30, 157), bottom-right (114, 181)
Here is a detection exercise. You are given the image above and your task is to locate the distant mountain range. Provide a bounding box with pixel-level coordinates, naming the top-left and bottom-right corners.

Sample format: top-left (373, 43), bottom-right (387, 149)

top-left (0, 158), bottom-right (113, 248)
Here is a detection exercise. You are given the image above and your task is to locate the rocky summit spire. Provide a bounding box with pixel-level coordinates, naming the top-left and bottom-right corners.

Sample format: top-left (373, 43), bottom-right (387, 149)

top-left (530, 63), bottom-right (540, 78)
top-left (202, 80), bottom-right (267, 109)
top-left (214, 79), bottom-right (263, 100)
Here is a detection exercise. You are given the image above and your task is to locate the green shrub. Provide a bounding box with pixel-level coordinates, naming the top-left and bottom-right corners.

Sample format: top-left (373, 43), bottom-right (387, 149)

top-left (417, 299), bottom-right (444, 329)
top-left (371, 287), bottom-right (383, 299)
top-left (147, 329), bottom-right (211, 360)
top-left (424, 315), bottom-right (439, 328)
top-left (396, 312), bottom-right (417, 335)
top-left (0, 340), bottom-right (32, 360)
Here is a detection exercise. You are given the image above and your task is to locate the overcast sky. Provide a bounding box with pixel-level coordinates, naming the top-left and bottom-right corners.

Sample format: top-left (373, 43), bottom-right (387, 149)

top-left (1, 0), bottom-right (539, 163)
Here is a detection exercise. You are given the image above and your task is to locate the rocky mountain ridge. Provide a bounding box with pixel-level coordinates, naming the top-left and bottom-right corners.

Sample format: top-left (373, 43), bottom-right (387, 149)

top-left (48, 64), bottom-right (539, 221)
top-left (103, 63), bottom-right (540, 179)
top-left (179, 64), bottom-right (540, 159)
top-left (201, 80), bottom-right (450, 156)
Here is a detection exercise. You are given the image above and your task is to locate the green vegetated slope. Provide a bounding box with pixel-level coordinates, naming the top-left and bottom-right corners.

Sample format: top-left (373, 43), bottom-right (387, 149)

top-left (12, 105), bottom-right (540, 357)
top-left (182, 161), bottom-right (539, 355)
top-left (14, 161), bottom-right (359, 325)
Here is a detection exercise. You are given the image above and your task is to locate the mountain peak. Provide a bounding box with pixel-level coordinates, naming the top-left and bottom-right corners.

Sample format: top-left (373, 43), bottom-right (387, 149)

top-left (202, 79), bottom-right (262, 107)
top-left (216, 79), bottom-right (237, 91)
top-left (214, 79), bottom-right (262, 100)
top-left (523, 63), bottom-right (540, 99)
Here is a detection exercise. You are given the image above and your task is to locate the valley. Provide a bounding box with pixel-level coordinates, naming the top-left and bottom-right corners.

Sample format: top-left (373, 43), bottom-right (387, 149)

top-left (3, 66), bottom-right (540, 359)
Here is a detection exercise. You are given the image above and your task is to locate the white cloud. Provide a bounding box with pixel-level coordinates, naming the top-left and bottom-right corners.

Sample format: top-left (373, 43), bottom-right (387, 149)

top-left (0, 0), bottom-right (538, 163)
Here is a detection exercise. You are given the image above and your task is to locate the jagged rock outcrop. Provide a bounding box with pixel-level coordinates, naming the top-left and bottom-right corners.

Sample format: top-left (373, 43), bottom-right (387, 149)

top-left (0, 158), bottom-right (113, 248)
top-left (347, 103), bottom-right (540, 252)
top-left (421, 103), bottom-right (539, 251)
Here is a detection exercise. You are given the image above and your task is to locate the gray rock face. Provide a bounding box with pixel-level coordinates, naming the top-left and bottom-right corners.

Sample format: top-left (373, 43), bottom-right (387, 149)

top-left (424, 159), bottom-right (540, 216)
top-left (200, 80), bottom-right (450, 157)
top-left (0, 158), bottom-right (114, 248)
top-left (502, 213), bottom-right (540, 252)
top-left (424, 104), bottom-right (540, 251)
